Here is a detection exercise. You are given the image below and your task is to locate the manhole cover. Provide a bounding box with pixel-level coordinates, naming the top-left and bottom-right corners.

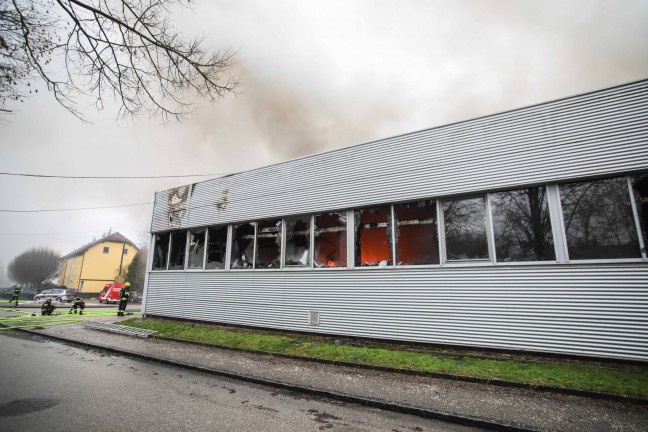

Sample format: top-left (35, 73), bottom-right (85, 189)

top-left (0, 398), bottom-right (60, 417)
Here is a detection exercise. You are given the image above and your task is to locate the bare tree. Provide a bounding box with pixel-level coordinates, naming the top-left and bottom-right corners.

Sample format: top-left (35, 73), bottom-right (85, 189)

top-left (1, 0), bottom-right (238, 121)
top-left (7, 247), bottom-right (61, 289)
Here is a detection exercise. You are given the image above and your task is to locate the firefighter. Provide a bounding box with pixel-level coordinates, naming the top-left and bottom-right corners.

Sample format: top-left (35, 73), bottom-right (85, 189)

top-left (117, 282), bottom-right (131, 316)
top-left (41, 298), bottom-right (56, 316)
top-left (68, 297), bottom-right (86, 315)
top-left (9, 285), bottom-right (21, 307)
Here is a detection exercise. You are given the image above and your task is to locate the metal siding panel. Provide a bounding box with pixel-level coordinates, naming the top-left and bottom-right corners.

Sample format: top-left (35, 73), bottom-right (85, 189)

top-left (144, 264), bottom-right (648, 361)
top-left (151, 80), bottom-right (648, 229)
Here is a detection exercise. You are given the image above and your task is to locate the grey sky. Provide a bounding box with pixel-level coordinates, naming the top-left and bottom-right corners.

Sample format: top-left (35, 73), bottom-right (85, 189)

top-left (1, 0), bottom-right (648, 282)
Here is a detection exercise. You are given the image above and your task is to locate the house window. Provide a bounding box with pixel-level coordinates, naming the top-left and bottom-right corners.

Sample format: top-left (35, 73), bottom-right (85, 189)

top-left (314, 211), bottom-right (347, 268)
top-left (284, 217), bottom-right (311, 267)
top-left (355, 206), bottom-right (393, 267)
top-left (230, 223), bottom-right (255, 269)
top-left (103, 246), bottom-right (109, 254)
top-left (123, 249), bottom-right (128, 255)
top-left (187, 229), bottom-right (206, 269)
top-left (168, 231), bottom-right (187, 270)
top-left (256, 219), bottom-right (282, 268)
top-left (206, 226), bottom-right (227, 269)
top-left (442, 197), bottom-right (489, 260)
top-left (152, 233), bottom-right (170, 270)
top-left (394, 200), bottom-right (439, 265)
top-left (560, 177), bottom-right (641, 259)
top-left (490, 187), bottom-right (555, 261)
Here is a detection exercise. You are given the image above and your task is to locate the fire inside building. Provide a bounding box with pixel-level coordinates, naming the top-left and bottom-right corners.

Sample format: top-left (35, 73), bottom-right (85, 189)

top-left (143, 79), bottom-right (648, 362)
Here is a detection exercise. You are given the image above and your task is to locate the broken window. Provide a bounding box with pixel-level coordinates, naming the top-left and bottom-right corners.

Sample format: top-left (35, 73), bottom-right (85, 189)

top-left (355, 206), bottom-right (393, 267)
top-left (206, 226), bottom-right (228, 269)
top-left (187, 229), bottom-right (206, 269)
top-left (314, 212), bottom-right (347, 268)
top-left (152, 232), bottom-right (170, 270)
top-left (490, 187), bottom-right (555, 261)
top-left (168, 231), bottom-right (187, 270)
top-left (631, 173), bottom-right (648, 252)
top-left (394, 200), bottom-right (439, 265)
top-left (230, 223), bottom-right (255, 269)
top-left (256, 219), bottom-right (282, 268)
top-left (560, 177), bottom-right (641, 259)
top-left (442, 197), bottom-right (489, 260)
top-left (284, 217), bottom-right (311, 266)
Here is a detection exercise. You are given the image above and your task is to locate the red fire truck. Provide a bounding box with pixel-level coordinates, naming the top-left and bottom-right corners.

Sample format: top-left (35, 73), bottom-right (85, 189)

top-left (99, 283), bottom-right (124, 304)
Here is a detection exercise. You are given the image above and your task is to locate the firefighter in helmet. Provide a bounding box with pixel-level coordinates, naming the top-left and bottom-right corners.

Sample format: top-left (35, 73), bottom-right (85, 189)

top-left (117, 282), bottom-right (131, 316)
top-left (41, 298), bottom-right (56, 316)
top-left (69, 297), bottom-right (86, 315)
top-left (9, 285), bottom-right (21, 307)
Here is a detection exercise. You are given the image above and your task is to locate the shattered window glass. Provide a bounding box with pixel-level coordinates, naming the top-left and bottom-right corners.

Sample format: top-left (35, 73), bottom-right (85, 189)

top-left (560, 177), bottom-right (641, 259)
top-left (355, 206), bottom-right (393, 267)
top-left (256, 219), bottom-right (282, 268)
top-left (443, 197), bottom-right (489, 260)
top-left (631, 173), bottom-right (648, 252)
top-left (230, 223), bottom-right (255, 269)
top-left (152, 232), bottom-right (170, 270)
top-left (168, 231), bottom-right (187, 270)
top-left (314, 212), bottom-right (347, 268)
top-left (187, 229), bottom-right (206, 269)
top-left (284, 217), bottom-right (311, 266)
top-left (206, 226), bottom-right (228, 269)
top-left (394, 200), bottom-right (439, 265)
top-left (490, 187), bottom-right (555, 262)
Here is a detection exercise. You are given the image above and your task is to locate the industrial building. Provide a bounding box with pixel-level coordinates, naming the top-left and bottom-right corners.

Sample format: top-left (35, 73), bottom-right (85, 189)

top-left (143, 79), bottom-right (648, 361)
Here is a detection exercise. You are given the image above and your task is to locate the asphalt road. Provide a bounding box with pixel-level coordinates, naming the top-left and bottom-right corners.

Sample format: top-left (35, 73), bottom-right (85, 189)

top-left (0, 332), bottom-right (481, 432)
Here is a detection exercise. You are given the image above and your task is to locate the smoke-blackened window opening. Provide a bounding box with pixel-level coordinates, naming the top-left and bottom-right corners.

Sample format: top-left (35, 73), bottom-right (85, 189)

top-left (206, 226), bottom-right (227, 269)
top-left (394, 200), bottom-right (439, 265)
top-left (631, 173), bottom-right (648, 255)
top-left (285, 217), bottom-right (311, 266)
top-left (168, 231), bottom-right (187, 270)
top-left (187, 229), bottom-right (206, 269)
top-left (443, 197), bottom-right (489, 260)
top-left (152, 232), bottom-right (170, 270)
top-left (560, 176), bottom-right (642, 259)
top-left (256, 219), bottom-right (282, 268)
top-left (230, 223), bottom-right (255, 269)
top-left (355, 206), bottom-right (393, 267)
top-left (490, 187), bottom-right (555, 262)
top-left (314, 212), bottom-right (347, 268)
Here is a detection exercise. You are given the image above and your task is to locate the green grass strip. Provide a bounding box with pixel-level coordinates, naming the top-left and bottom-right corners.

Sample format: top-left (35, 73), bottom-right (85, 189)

top-left (121, 317), bottom-right (648, 398)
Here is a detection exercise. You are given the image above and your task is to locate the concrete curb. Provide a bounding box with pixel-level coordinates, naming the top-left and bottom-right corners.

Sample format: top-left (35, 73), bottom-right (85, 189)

top-left (16, 328), bottom-right (543, 432)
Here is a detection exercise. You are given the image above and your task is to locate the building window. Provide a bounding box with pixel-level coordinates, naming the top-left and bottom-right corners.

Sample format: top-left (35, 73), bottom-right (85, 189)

top-left (631, 173), bottom-right (648, 251)
top-left (394, 200), bottom-right (439, 265)
top-left (490, 187), bottom-right (555, 261)
top-left (355, 206), bottom-right (392, 267)
top-left (152, 233), bottom-right (170, 270)
top-left (103, 246), bottom-right (109, 254)
top-left (560, 177), bottom-right (642, 259)
top-left (284, 217), bottom-right (311, 266)
top-left (206, 226), bottom-right (227, 269)
top-left (256, 219), bottom-right (282, 268)
top-left (187, 229), bottom-right (206, 269)
top-left (230, 223), bottom-right (255, 269)
top-left (168, 231), bottom-right (187, 270)
top-left (123, 249), bottom-right (128, 255)
top-left (442, 197), bottom-right (489, 260)
top-left (314, 211), bottom-right (347, 268)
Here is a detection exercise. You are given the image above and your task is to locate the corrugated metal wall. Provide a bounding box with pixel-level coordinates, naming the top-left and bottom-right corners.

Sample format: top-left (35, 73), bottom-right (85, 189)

top-left (145, 79), bottom-right (648, 361)
top-left (146, 264), bottom-right (648, 361)
top-left (151, 79), bottom-right (648, 230)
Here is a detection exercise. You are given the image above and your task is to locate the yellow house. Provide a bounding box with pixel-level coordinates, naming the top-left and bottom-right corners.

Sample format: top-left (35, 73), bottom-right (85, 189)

top-left (58, 232), bottom-right (139, 293)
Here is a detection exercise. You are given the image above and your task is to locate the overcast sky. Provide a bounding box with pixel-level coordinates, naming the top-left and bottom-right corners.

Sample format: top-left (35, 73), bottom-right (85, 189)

top-left (1, 0), bottom-right (648, 283)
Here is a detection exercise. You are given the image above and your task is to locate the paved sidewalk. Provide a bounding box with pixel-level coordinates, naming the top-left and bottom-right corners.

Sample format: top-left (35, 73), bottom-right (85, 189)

top-left (8, 315), bottom-right (645, 432)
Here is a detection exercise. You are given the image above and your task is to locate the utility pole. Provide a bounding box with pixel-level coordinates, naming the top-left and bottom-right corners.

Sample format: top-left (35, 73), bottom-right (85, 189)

top-left (117, 240), bottom-right (126, 282)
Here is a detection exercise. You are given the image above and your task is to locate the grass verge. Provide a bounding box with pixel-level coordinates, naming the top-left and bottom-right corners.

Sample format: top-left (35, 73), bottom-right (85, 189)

top-left (121, 317), bottom-right (648, 398)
